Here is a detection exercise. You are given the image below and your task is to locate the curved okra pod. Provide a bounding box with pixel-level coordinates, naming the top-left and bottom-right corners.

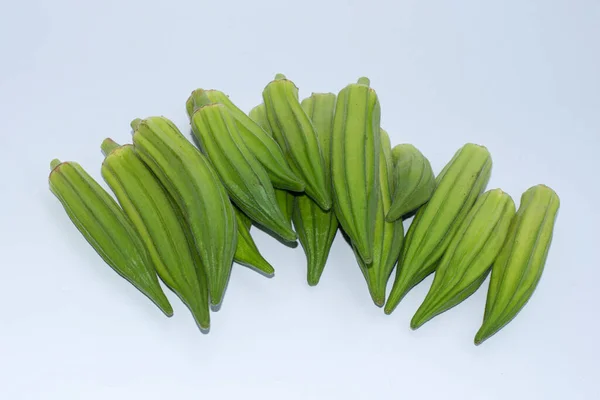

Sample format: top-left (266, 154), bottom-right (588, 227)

top-left (187, 89), bottom-right (304, 192)
top-left (386, 144), bottom-right (436, 221)
top-left (385, 143), bottom-right (492, 314)
top-left (331, 77), bottom-right (381, 264)
top-left (262, 74), bottom-right (331, 210)
top-left (100, 139), bottom-right (210, 328)
top-left (475, 185), bottom-right (560, 345)
top-left (293, 92), bottom-right (339, 285)
top-left (187, 92), bottom-right (296, 242)
top-left (131, 116), bottom-right (237, 307)
top-left (48, 159), bottom-right (172, 316)
top-left (355, 129), bottom-right (404, 306)
top-left (411, 189), bottom-right (515, 329)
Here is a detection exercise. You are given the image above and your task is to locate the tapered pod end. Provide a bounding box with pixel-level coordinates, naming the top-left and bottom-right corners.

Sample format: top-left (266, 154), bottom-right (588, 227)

top-left (307, 276), bottom-right (320, 287)
top-left (247, 257), bottom-right (276, 276)
top-left (274, 73), bottom-right (287, 80)
top-left (372, 295), bottom-right (385, 308)
top-left (307, 264), bottom-right (325, 287)
top-left (410, 311), bottom-right (428, 330)
top-left (189, 306), bottom-right (210, 331)
top-left (154, 296), bottom-right (174, 317)
top-left (354, 242), bottom-right (373, 267)
top-left (101, 138), bottom-right (121, 156)
top-left (474, 329), bottom-right (488, 346)
top-left (313, 192), bottom-right (332, 212)
top-left (383, 284), bottom-right (409, 315)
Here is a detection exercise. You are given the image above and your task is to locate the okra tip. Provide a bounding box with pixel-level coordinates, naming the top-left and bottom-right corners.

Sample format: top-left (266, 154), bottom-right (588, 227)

top-left (274, 73), bottom-right (287, 80)
top-left (100, 138), bottom-right (121, 156)
top-left (410, 312), bottom-right (428, 330)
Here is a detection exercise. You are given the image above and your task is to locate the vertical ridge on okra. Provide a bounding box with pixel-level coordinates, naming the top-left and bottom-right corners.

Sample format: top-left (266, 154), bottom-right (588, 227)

top-left (187, 91), bottom-right (296, 242)
top-left (100, 139), bottom-right (210, 329)
top-left (293, 92), bottom-right (339, 286)
top-left (411, 189), bottom-right (515, 330)
top-left (355, 129), bottom-right (404, 306)
top-left (48, 159), bottom-right (173, 316)
top-left (188, 89), bottom-right (305, 192)
top-left (385, 143), bottom-right (492, 314)
top-left (131, 116), bottom-right (237, 307)
top-left (331, 77), bottom-right (381, 264)
top-left (262, 74), bottom-right (331, 210)
top-left (475, 185), bottom-right (560, 345)
top-left (249, 102), bottom-right (297, 233)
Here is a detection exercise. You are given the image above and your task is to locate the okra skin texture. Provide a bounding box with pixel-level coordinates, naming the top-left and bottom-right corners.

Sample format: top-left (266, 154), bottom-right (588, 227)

top-left (262, 74), bottom-right (332, 210)
top-left (355, 129), bottom-right (404, 306)
top-left (293, 93), bottom-right (339, 286)
top-left (233, 207), bottom-right (275, 276)
top-left (331, 77), bottom-right (382, 265)
top-left (131, 116), bottom-right (237, 307)
top-left (385, 143), bottom-right (492, 314)
top-left (411, 189), bottom-right (515, 329)
top-left (48, 159), bottom-right (172, 316)
top-left (101, 140), bottom-right (210, 329)
top-left (475, 185), bottom-right (560, 345)
top-left (248, 102), bottom-right (297, 242)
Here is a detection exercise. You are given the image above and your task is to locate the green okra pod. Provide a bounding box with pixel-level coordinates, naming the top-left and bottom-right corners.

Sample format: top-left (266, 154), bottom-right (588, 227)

top-left (262, 74), bottom-right (332, 210)
top-left (411, 189), bottom-right (515, 329)
top-left (355, 129), bottom-right (404, 306)
top-left (49, 159), bottom-right (172, 316)
top-left (331, 77), bottom-right (381, 265)
top-left (475, 184), bottom-right (560, 345)
top-left (187, 93), bottom-right (296, 242)
top-left (131, 116), bottom-right (237, 307)
top-left (100, 139), bottom-right (210, 328)
top-left (385, 143), bottom-right (492, 314)
top-left (293, 92), bottom-right (339, 286)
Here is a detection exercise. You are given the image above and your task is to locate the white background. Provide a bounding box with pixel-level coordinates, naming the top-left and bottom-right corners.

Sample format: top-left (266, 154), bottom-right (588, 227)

top-left (1, 0), bottom-right (599, 399)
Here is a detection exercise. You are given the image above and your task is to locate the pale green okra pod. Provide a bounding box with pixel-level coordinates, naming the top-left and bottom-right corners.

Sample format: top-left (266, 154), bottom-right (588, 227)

top-left (411, 189), bottom-right (515, 330)
top-left (187, 89), bottom-right (305, 192)
top-left (48, 159), bottom-right (173, 316)
top-left (355, 129), bottom-right (404, 306)
top-left (188, 94), bottom-right (296, 243)
top-left (262, 74), bottom-right (332, 210)
top-left (131, 116), bottom-right (237, 307)
top-left (475, 184), bottom-right (560, 345)
top-left (331, 77), bottom-right (381, 265)
top-left (100, 139), bottom-right (210, 329)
